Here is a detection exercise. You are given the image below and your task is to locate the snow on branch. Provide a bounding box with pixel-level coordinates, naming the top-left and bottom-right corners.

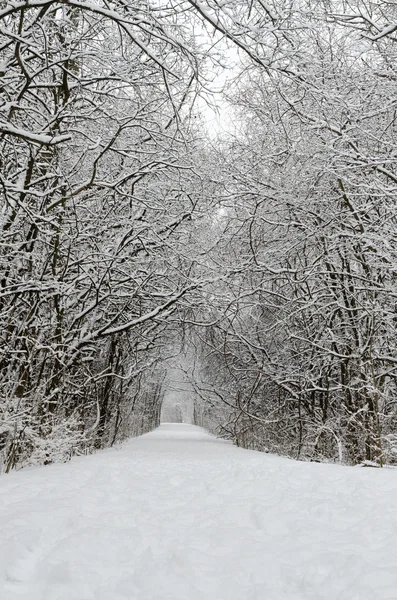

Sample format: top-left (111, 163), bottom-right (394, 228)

top-left (0, 123), bottom-right (71, 145)
top-left (367, 23), bottom-right (397, 41)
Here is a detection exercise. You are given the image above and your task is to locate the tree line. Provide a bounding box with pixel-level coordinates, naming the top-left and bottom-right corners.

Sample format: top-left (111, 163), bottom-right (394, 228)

top-left (1, 0), bottom-right (396, 469)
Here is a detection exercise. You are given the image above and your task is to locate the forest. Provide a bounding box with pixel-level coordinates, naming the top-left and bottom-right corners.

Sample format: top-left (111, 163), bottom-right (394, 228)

top-left (1, 0), bottom-right (397, 471)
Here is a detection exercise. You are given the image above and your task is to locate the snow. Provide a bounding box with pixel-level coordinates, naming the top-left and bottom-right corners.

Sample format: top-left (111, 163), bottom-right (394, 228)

top-left (0, 123), bottom-right (71, 145)
top-left (368, 23), bottom-right (397, 41)
top-left (1, 423), bottom-right (397, 600)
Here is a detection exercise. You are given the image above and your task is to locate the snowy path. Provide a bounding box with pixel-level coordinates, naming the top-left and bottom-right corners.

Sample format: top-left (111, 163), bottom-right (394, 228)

top-left (1, 424), bottom-right (397, 600)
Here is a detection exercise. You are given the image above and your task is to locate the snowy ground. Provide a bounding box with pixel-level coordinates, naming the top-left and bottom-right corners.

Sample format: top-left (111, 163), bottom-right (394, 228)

top-left (1, 424), bottom-right (397, 600)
